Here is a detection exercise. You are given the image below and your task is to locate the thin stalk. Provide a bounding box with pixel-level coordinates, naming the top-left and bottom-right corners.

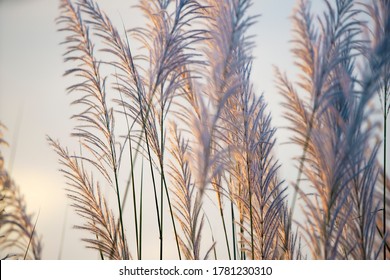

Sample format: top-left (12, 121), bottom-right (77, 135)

top-left (259, 146), bottom-right (265, 260)
top-left (218, 195), bottom-right (231, 260)
top-left (212, 236), bottom-right (217, 260)
top-left (205, 214), bottom-right (218, 260)
top-left (290, 110), bottom-right (316, 217)
top-left (287, 108), bottom-right (317, 256)
top-left (243, 108), bottom-right (254, 259)
top-left (23, 210), bottom-right (39, 260)
top-left (244, 138), bottom-right (254, 259)
top-left (211, 165), bottom-right (231, 259)
top-left (240, 214), bottom-right (246, 260)
top-left (139, 157), bottom-right (144, 260)
top-left (136, 64), bottom-right (182, 261)
top-left (118, 82), bottom-right (139, 259)
top-left (247, 166), bottom-right (254, 260)
top-left (139, 95), bottom-right (161, 246)
top-left (237, 181), bottom-right (246, 260)
top-left (160, 86), bottom-right (164, 260)
top-left (384, 87), bottom-right (387, 260)
top-left (129, 134), bottom-right (139, 259)
top-left (260, 201), bottom-right (264, 259)
top-left (123, 32), bottom-right (162, 240)
top-left (155, 81), bottom-right (181, 260)
top-left (231, 200), bottom-right (237, 260)
top-left (108, 132), bottom-right (126, 257)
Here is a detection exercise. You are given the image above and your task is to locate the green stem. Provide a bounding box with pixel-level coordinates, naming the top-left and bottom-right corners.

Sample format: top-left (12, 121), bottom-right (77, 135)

top-left (240, 214), bottom-right (246, 260)
top-left (124, 35), bottom-right (162, 242)
top-left (142, 119), bottom-right (161, 244)
top-left (231, 200), bottom-right (237, 260)
top-left (384, 98), bottom-right (387, 260)
top-left (112, 159), bottom-right (126, 256)
top-left (118, 85), bottom-right (139, 259)
top-left (129, 137), bottom-right (139, 259)
top-left (103, 107), bottom-right (126, 258)
top-left (139, 158), bottom-right (144, 260)
top-left (160, 97), bottom-right (164, 260)
top-left (218, 197), bottom-right (231, 260)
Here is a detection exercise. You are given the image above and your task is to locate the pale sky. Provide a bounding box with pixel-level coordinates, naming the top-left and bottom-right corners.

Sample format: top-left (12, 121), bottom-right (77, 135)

top-left (0, 0), bottom-right (362, 260)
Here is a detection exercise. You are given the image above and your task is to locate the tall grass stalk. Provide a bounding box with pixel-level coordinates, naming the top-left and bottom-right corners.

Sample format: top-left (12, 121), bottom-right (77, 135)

top-left (77, 0), bottom-right (162, 257)
top-left (46, 0), bottom-right (390, 260)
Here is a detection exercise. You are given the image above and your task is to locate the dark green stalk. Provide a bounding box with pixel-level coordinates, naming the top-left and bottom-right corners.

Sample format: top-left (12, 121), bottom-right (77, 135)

top-left (384, 82), bottom-right (387, 260)
top-left (211, 164), bottom-right (230, 259)
top-left (92, 59), bottom-right (125, 257)
top-left (111, 156), bottom-right (126, 257)
top-left (135, 65), bottom-right (170, 262)
top-left (150, 79), bottom-right (180, 259)
top-left (139, 157), bottom-right (144, 260)
top-left (155, 80), bottom-right (181, 260)
top-left (118, 82), bottom-right (139, 259)
top-left (161, 171), bottom-right (182, 259)
top-left (231, 200), bottom-right (237, 260)
top-left (145, 135), bottom-right (161, 252)
top-left (128, 132), bottom-right (139, 259)
top-left (160, 85), bottom-right (164, 260)
top-left (135, 65), bottom-right (181, 261)
top-left (123, 32), bottom-right (162, 241)
top-left (218, 196), bottom-right (231, 260)
top-left (240, 214), bottom-right (246, 260)
top-left (103, 108), bottom-right (126, 257)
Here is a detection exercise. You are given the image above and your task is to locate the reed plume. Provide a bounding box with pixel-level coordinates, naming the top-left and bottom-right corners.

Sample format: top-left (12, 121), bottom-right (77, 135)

top-left (276, 0), bottom-right (390, 259)
top-left (48, 138), bottom-right (129, 259)
top-left (55, 0), bottom-right (130, 258)
top-left (0, 123), bottom-right (42, 260)
top-left (48, 0), bottom-right (389, 260)
top-left (364, 0), bottom-right (390, 259)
